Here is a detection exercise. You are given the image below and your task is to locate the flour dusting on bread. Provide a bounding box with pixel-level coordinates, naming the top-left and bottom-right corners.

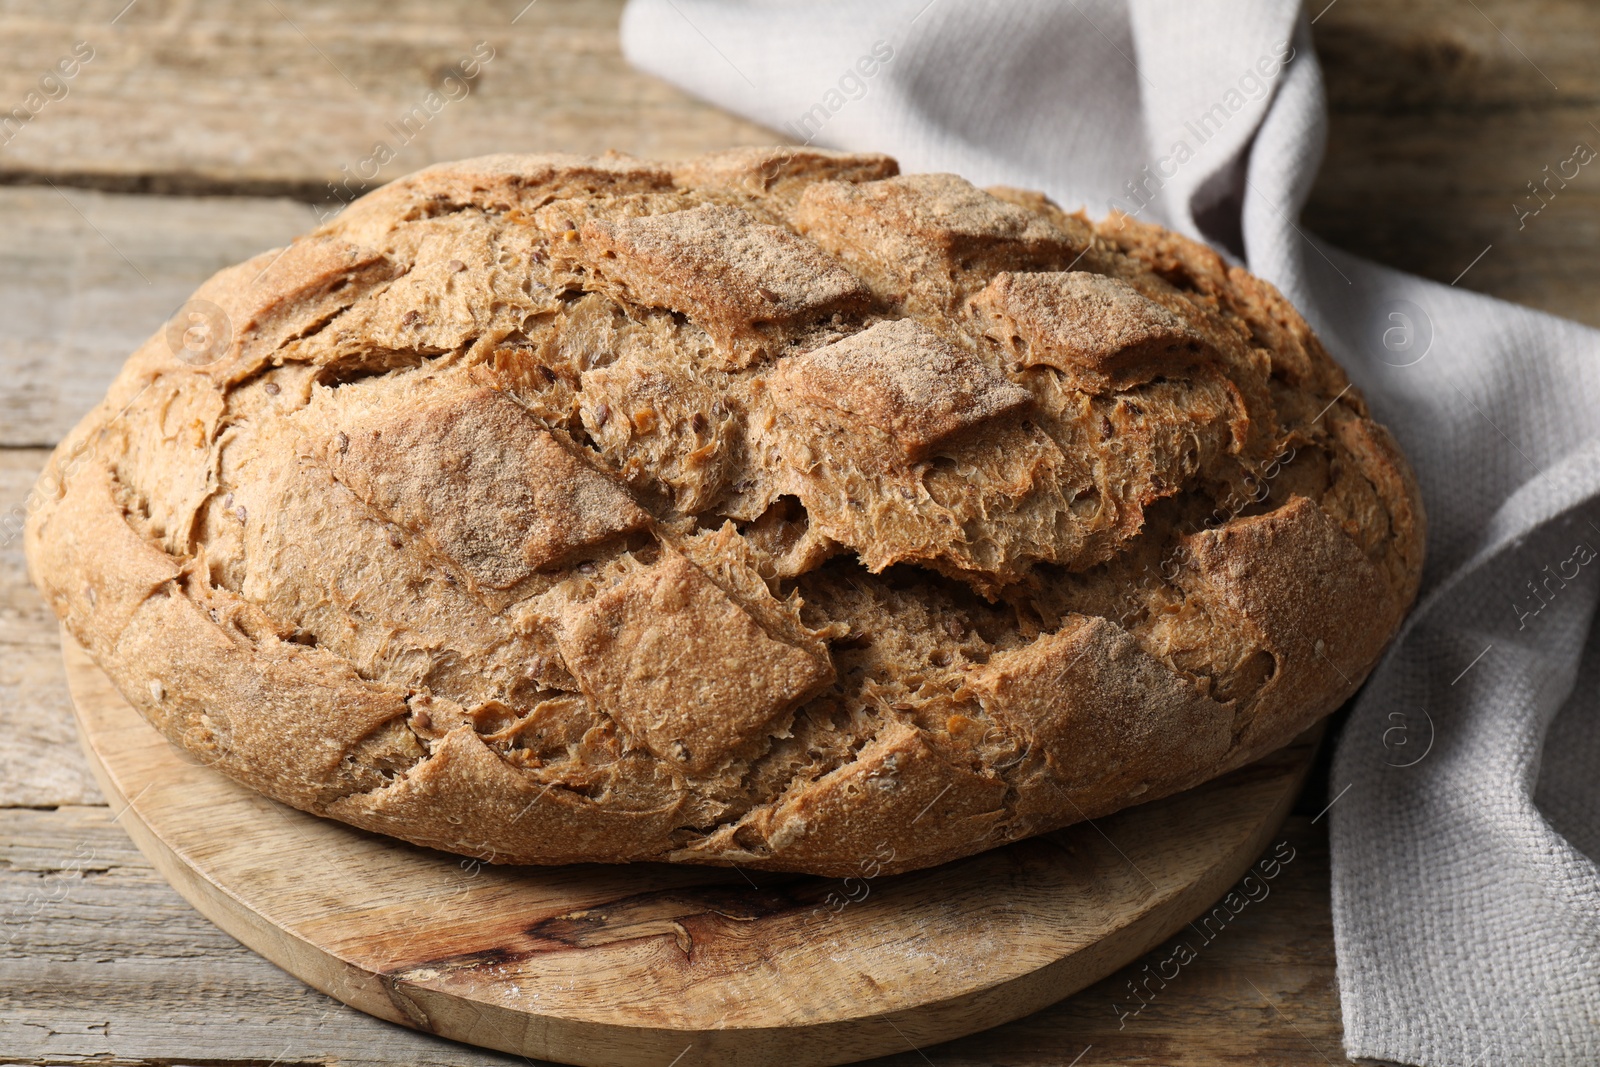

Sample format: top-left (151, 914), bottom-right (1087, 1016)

top-left (25, 147), bottom-right (1424, 876)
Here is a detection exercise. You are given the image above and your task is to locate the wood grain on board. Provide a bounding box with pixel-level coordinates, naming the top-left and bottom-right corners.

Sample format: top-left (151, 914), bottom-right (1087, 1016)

top-left (0, 803), bottom-right (1342, 1066)
top-left (58, 632), bottom-right (1321, 1066)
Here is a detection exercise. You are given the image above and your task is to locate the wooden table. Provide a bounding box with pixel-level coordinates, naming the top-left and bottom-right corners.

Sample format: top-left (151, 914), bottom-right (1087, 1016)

top-left (1, 1), bottom-right (1593, 1063)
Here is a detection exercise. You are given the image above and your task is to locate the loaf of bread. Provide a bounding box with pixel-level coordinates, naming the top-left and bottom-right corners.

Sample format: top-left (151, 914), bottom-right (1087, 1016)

top-left (25, 148), bottom-right (1424, 877)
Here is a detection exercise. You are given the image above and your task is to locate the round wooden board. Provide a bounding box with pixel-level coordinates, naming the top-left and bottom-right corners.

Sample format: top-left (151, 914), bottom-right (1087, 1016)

top-left (63, 631), bottom-right (1319, 1066)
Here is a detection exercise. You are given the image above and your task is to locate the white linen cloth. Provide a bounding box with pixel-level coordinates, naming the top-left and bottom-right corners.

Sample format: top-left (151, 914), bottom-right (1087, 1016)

top-left (619, 2), bottom-right (1600, 1063)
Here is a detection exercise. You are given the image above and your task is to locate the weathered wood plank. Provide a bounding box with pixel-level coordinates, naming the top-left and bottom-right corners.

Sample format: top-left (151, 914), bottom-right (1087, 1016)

top-left (0, 806), bottom-right (528, 1066)
top-left (1306, 0), bottom-right (1600, 326)
top-left (2, 0), bottom-right (1597, 329)
top-left (0, 448), bottom-right (102, 808)
top-left (0, 0), bottom-right (776, 197)
top-left (938, 814), bottom-right (1342, 1066)
top-left (1313, 0), bottom-right (1600, 108)
top-left (0, 186), bottom-right (318, 447)
top-left (0, 805), bottom-right (1341, 1066)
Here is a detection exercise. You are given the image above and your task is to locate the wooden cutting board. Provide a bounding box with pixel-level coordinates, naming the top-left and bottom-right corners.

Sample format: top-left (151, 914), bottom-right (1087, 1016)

top-left (62, 631), bottom-right (1318, 1066)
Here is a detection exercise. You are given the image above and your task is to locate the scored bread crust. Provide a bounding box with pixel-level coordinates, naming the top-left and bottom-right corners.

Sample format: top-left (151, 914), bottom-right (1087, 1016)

top-left (25, 148), bottom-right (1425, 877)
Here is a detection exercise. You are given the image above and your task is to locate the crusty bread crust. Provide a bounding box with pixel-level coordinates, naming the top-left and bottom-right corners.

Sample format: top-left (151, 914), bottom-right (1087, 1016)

top-left (25, 148), bottom-right (1425, 876)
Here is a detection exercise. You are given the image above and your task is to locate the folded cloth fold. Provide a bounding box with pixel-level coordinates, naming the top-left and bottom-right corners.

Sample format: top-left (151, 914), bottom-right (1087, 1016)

top-left (621, 2), bottom-right (1600, 1063)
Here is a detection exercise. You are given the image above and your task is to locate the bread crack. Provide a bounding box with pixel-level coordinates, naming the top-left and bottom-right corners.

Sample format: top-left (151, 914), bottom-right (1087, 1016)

top-left (30, 150), bottom-right (1424, 875)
